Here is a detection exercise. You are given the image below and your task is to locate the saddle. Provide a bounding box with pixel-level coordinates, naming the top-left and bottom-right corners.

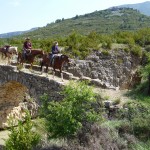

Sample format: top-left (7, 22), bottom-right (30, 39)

top-left (50, 54), bottom-right (62, 66)
top-left (26, 49), bottom-right (32, 56)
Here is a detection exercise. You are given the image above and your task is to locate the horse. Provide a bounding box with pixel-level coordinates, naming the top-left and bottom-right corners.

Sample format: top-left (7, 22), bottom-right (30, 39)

top-left (0, 46), bottom-right (18, 64)
top-left (17, 49), bottom-right (44, 68)
top-left (40, 53), bottom-right (70, 81)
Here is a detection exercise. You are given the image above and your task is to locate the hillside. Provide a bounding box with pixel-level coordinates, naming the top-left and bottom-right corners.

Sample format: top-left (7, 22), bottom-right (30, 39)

top-left (117, 1), bottom-right (150, 16)
top-left (1, 1), bottom-right (150, 39)
top-left (10, 7), bottom-right (150, 39)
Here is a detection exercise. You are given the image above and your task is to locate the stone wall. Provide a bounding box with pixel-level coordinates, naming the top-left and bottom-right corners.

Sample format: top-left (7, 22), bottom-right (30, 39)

top-left (0, 65), bottom-right (68, 129)
top-left (0, 65), bottom-right (65, 103)
top-left (68, 50), bottom-right (142, 89)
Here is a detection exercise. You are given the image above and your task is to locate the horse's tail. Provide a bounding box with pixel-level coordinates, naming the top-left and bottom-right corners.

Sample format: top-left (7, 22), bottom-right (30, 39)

top-left (17, 52), bottom-right (21, 63)
top-left (40, 60), bottom-right (44, 71)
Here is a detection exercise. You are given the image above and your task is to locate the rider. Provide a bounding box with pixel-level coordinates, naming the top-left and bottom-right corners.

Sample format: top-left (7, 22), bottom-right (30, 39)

top-left (50, 41), bottom-right (60, 64)
top-left (22, 37), bottom-right (32, 60)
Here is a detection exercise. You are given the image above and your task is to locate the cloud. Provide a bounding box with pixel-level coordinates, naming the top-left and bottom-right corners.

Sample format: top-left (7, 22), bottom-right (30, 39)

top-left (9, 0), bottom-right (21, 7)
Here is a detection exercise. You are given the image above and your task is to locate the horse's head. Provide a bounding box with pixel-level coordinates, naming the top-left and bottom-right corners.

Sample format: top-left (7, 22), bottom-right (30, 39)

top-left (68, 58), bottom-right (76, 67)
top-left (60, 55), bottom-right (71, 70)
top-left (61, 55), bottom-right (70, 63)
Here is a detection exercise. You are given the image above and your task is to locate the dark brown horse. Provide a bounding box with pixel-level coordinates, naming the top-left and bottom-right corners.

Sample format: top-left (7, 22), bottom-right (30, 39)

top-left (0, 46), bottom-right (18, 64)
top-left (17, 49), bottom-right (44, 68)
top-left (40, 53), bottom-right (70, 80)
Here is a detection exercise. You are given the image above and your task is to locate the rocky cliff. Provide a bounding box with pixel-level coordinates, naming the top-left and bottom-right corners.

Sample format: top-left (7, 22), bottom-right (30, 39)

top-left (0, 81), bottom-right (39, 129)
top-left (68, 49), bottom-right (142, 90)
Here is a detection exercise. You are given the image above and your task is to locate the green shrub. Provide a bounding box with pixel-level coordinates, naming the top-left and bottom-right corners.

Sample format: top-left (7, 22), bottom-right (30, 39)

top-left (101, 50), bottom-right (110, 56)
top-left (131, 45), bottom-right (142, 57)
top-left (5, 111), bottom-right (40, 150)
top-left (119, 102), bottom-right (150, 140)
top-left (124, 48), bottom-right (130, 53)
top-left (145, 45), bottom-right (150, 52)
top-left (131, 141), bottom-right (150, 150)
top-left (113, 98), bottom-right (121, 105)
top-left (40, 81), bottom-right (102, 139)
top-left (117, 58), bottom-right (123, 65)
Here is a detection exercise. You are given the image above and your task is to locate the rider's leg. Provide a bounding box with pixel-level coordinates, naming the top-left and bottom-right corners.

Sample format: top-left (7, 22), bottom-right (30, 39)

top-left (22, 51), bottom-right (26, 60)
top-left (50, 54), bottom-right (53, 65)
top-left (6, 46), bottom-right (10, 52)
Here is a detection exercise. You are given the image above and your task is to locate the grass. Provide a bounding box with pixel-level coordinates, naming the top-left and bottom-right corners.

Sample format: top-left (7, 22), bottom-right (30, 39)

top-left (131, 141), bottom-right (150, 150)
top-left (125, 81), bottom-right (150, 105)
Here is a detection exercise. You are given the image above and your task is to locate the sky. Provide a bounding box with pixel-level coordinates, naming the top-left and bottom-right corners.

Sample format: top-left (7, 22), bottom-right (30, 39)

top-left (0, 0), bottom-right (149, 34)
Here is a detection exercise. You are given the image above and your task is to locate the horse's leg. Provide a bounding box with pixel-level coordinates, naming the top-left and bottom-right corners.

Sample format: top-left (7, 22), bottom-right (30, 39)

top-left (30, 63), bottom-right (33, 70)
top-left (61, 71), bottom-right (64, 82)
top-left (45, 65), bottom-right (49, 77)
top-left (59, 68), bottom-right (64, 82)
top-left (52, 68), bottom-right (55, 79)
top-left (6, 54), bottom-right (10, 65)
top-left (40, 62), bottom-right (44, 74)
top-left (21, 58), bottom-right (25, 68)
top-left (46, 65), bottom-right (48, 73)
top-left (1, 53), bottom-right (3, 59)
top-left (22, 61), bottom-right (25, 68)
top-left (9, 55), bottom-right (13, 64)
top-left (19, 55), bottom-right (25, 68)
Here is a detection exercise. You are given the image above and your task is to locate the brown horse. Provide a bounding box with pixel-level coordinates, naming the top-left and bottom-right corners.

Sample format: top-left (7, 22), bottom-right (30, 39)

top-left (17, 49), bottom-right (44, 68)
top-left (40, 53), bottom-right (70, 80)
top-left (0, 46), bottom-right (18, 64)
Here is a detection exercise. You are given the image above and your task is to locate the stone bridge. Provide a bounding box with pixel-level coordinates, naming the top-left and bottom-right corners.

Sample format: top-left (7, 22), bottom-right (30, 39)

top-left (0, 64), bottom-right (74, 103)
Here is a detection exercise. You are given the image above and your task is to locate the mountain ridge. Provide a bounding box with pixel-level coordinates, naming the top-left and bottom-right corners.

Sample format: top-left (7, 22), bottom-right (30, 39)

top-left (18, 7), bottom-right (150, 38)
top-left (0, 27), bottom-right (38, 38)
top-left (116, 1), bottom-right (150, 16)
top-left (1, 1), bottom-right (150, 38)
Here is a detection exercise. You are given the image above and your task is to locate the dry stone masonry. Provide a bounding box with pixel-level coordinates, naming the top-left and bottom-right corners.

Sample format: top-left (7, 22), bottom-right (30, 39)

top-left (0, 65), bottom-right (65, 103)
top-left (0, 65), bottom-right (66, 129)
top-left (68, 49), bottom-right (142, 90)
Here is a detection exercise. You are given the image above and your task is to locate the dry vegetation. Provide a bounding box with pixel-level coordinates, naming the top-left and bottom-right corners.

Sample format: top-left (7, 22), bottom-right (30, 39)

top-left (0, 81), bottom-right (28, 106)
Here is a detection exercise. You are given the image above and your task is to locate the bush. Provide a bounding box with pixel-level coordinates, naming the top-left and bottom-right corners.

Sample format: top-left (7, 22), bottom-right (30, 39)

top-left (119, 102), bottom-right (150, 140)
top-left (101, 50), bottom-right (110, 56)
top-left (131, 141), bottom-right (150, 150)
top-left (131, 45), bottom-right (142, 57)
top-left (40, 81), bottom-right (102, 139)
top-left (5, 111), bottom-right (40, 150)
top-left (145, 45), bottom-right (150, 52)
top-left (124, 48), bottom-right (130, 53)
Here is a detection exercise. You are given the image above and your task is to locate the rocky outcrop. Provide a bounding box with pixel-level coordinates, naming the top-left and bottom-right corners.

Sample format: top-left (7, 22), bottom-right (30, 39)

top-left (68, 50), bottom-right (142, 90)
top-left (0, 81), bottom-right (39, 129)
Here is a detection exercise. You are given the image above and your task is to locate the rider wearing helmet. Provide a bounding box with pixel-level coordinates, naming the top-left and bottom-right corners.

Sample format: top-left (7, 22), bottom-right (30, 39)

top-left (50, 41), bottom-right (60, 64)
top-left (22, 37), bottom-right (32, 60)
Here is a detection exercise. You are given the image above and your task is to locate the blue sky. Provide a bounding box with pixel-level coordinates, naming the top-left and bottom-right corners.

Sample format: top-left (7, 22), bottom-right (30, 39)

top-left (0, 0), bottom-right (148, 34)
